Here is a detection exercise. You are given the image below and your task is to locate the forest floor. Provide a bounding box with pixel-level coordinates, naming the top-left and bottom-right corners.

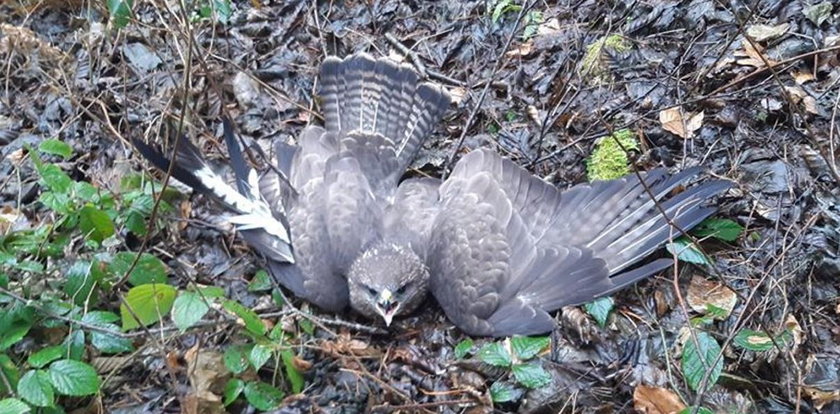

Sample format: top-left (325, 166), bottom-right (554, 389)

top-left (1, 0), bottom-right (840, 413)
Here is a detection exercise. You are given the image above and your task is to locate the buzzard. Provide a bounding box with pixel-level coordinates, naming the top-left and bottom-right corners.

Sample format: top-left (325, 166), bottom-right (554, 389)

top-left (134, 53), bottom-right (730, 336)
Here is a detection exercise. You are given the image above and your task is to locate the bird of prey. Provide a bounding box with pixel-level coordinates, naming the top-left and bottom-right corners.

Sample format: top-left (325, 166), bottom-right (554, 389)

top-left (134, 53), bottom-right (730, 337)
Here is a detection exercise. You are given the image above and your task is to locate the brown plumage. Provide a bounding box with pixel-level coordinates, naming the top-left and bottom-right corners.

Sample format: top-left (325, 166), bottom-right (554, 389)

top-left (134, 53), bottom-right (730, 336)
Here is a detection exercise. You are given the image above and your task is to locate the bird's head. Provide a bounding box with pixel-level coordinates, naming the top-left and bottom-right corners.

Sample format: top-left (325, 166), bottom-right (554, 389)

top-left (347, 243), bottom-right (429, 326)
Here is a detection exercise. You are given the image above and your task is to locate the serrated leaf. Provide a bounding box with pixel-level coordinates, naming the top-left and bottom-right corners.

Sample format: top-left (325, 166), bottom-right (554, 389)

top-left (692, 218), bottom-right (743, 242)
top-left (248, 270), bottom-right (272, 292)
top-left (248, 344), bottom-right (272, 371)
top-left (510, 336), bottom-right (549, 360)
top-left (223, 378), bottom-right (245, 406)
top-left (489, 381), bottom-right (521, 403)
top-left (79, 205), bottom-right (115, 243)
top-left (109, 252), bottom-right (168, 286)
top-left (477, 342), bottom-right (512, 367)
top-left (223, 300), bottom-right (266, 336)
top-left (27, 346), bottom-right (64, 369)
top-left (38, 139), bottom-right (72, 159)
top-left (584, 296), bottom-right (614, 328)
top-left (35, 163), bottom-right (73, 194)
top-left (61, 330), bottom-right (85, 360)
top-left (0, 398), bottom-right (30, 413)
top-left (223, 345), bottom-right (250, 375)
top-left (82, 311), bottom-right (134, 353)
top-left (17, 370), bottom-right (54, 407)
top-left (172, 291), bottom-right (210, 332)
top-left (120, 283), bottom-right (177, 330)
top-left (681, 331), bottom-right (723, 392)
top-left (47, 360), bottom-right (100, 396)
top-left (298, 318), bottom-right (314, 335)
top-left (281, 349), bottom-right (305, 394)
top-left (512, 363), bottom-right (552, 388)
top-left (243, 381), bottom-right (284, 411)
top-left (454, 338), bottom-right (474, 359)
top-left (733, 329), bottom-right (775, 351)
top-left (666, 238), bottom-right (711, 265)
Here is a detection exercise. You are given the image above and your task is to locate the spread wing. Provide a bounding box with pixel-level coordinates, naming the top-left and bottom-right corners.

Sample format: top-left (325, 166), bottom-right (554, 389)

top-left (428, 149), bottom-right (731, 336)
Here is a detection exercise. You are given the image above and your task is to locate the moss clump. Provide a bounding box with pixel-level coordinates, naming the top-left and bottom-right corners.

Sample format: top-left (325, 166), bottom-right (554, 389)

top-left (580, 34), bottom-right (631, 84)
top-left (586, 129), bottom-right (638, 181)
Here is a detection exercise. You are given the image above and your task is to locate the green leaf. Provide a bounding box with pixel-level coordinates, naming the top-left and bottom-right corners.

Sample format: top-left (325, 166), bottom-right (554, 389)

top-left (733, 329), bottom-right (775, 352)
top-left (120, 283), bottom-right (177, 330)
top-left (172, 291), bottom-right (210, 332)
top-left (63, 260), bottom-right (102, 306)
top-left (511, 363), bottom-right (552, 388)
top-left (17, 370), bottom-right (54, 407)
top-left (223, 300), bottom-right (266, 336)
top-left (109, 252), bottom-right (168, 286)
top-left (0, 354), bottom-right (21, 394)
top-left (82, 313), bottom-right (133, 353)
top-left (27, 346), bottom-right (64, 369)
top-left (681, 331), bottom-right (723, 392)
top-left (35, 164), bottom-right (73, 194)
top-left (38, 140), bottom-right (72, 159)
top-left (298, 318), bottom-right (314, 336)
top-left (47, 360), bottom-right (101, 396)
top-left (78, 205), bottom-right (115, 243)
top-left (223, 345), bottom-right (250, 375)
top-left (223, 378), bottom-right (245, 406)
top-left (477, 342), bottom-right (512, 367)
top-left (107, 0), bottom-right (133, 28)
top-left (248, 270), bottom-right (272, 292)
top-left (584, 296), bottom-right (614, 328)
top-left (0, 398), bottom-right (30, 413)
top-left (280, 350), bottom-right (304, 394)
top-left (243, 381), bottom-right (284, 411)
top-left (454, 338), bottom-right (474, 359)
top-left (248, 344), bottom-right (272, 371)
top-left (678, 407), bottom-right (713, 414)
top-left (0, 311), bottom-right (33, 352)
top-left (692, 218), bottom-right (743, 242)
top-left (510, 336), bottom-right (549, 361)
top-left (61, 330), bottom-right (85, 361)
top-left (666, 237), bottom-right (711, 265)
top-left (213, 0), bottom-right (231, 23)
top-left (489, 381), bottom-right (520, 403)
top-left (38, 191), bottom-right (72, 215)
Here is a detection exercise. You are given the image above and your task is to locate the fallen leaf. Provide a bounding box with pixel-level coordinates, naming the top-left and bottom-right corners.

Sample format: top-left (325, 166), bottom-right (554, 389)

top-left (448, 86), bottom-right (467, 105)
top-left (660, 107), bottom-right (704, 139)
top-left (686, 276), bottom-right (737, 318)
top-left (633, 385), bottom-right (686, 414)
top-left (734, 41), bottom-right (775, 68)
top-left (792, 70), bottom-right (816, 84)
top-left (784, 86), bottom-right (820, 115)
top-left (784, 314), bottom-right (804, 352)
top-left (746, 23), bottom-right (789, 42)
top-left (506, 40), bottom-right (534, 57)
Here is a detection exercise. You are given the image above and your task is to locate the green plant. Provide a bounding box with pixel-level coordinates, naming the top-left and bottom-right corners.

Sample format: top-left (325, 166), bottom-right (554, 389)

top-left (586, 128), bottom-right (638, 181)
top-left (470, 336), bottom-right (551, 403)
top-left (0, 141), bottom-right (306, 412)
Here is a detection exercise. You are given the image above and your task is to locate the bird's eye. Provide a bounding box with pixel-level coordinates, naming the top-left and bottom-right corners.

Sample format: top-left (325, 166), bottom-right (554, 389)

top-left (395, 284), bottom-right (409, 296)
top-left (366, 286), bottom-right (377, 296)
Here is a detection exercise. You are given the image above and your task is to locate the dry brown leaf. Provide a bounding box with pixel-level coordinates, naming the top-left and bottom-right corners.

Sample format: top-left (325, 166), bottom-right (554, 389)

top-left (734, 41), bottom-right (776, 68)
top-left (633, 385), bottom-right (686, 414)
top-left (792, 70), bottom-right (816, 84)
top-left (659, 107), bottom-right (704, 139)
top-left (785, 314), bottom-right (804, 351)
top-left (183, 347), bottom-right (228, 414)
top-left (784, 86), bottom-right (820, 115)
top-left (448, 86), bottom-right (467, 105)
top-left (686, 276), bottom-right (737, 318)
top-left (506, 40), bottom-right (534, 57)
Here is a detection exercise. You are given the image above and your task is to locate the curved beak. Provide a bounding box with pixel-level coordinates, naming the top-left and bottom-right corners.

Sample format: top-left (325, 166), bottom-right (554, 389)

top-left (376, 289), bottom-right (400, 327)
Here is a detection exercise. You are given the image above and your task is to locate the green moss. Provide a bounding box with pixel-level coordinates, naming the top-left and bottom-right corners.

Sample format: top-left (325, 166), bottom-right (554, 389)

top-left (586, 129), bottom-right (638, 181)
top-left (580, 34), bottom-right (631, 84)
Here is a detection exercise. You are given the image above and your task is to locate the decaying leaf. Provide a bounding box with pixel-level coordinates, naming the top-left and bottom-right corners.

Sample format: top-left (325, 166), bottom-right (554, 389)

top-left (184, 347), bottom-right (229, 414)
top-left (633, 385), bottom-right (686, 414)
top-left (784, 86), bottom-right (819, 115)
top-left (660, 107), bottom-right (704, 139)
top-left (734, 41), bottom-right (776, 68)
top-left (746, 23), bottom-right (789, 42)
top-left (792, 70), bottom-right (816, 84)
top-left (686, 276), bottom-right (737, 318)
